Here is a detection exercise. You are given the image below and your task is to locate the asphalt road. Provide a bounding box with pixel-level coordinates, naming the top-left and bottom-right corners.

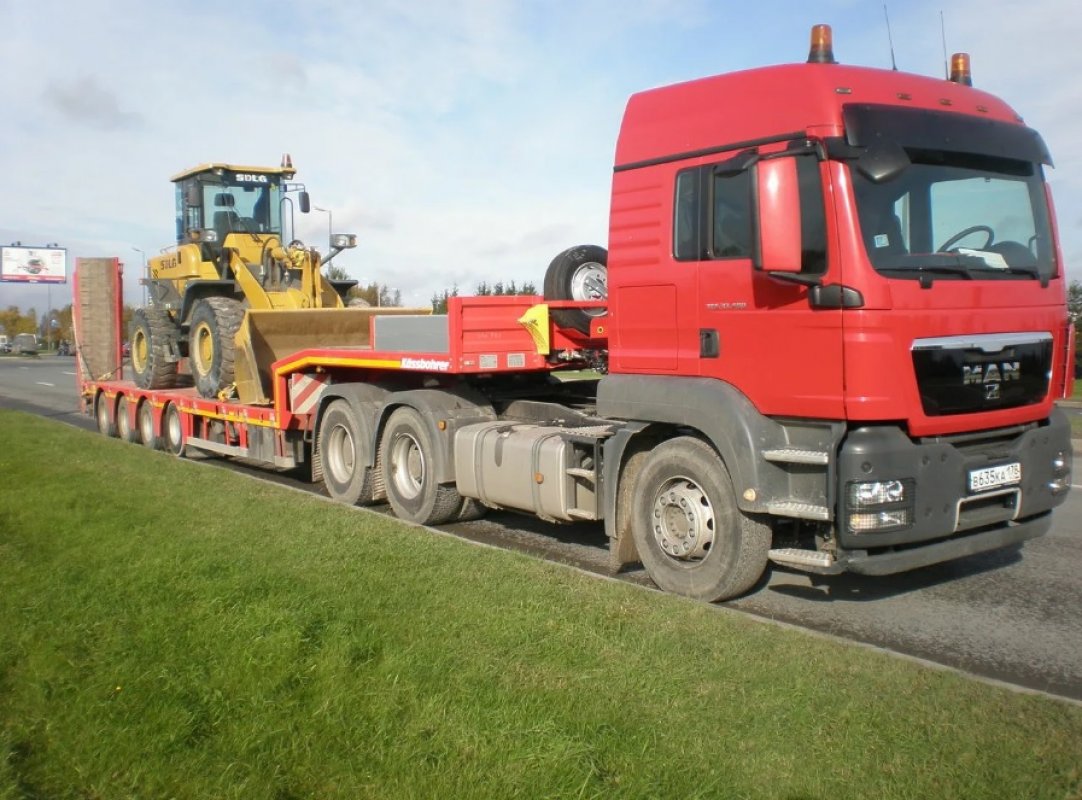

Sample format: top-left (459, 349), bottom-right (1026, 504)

top-left (3, 355), bottom-right (1082, 702)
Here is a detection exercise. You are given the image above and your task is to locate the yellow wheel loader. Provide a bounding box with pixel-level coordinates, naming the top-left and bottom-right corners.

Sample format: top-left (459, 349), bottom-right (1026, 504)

top-left (132, 157), bottom-right (361, 402)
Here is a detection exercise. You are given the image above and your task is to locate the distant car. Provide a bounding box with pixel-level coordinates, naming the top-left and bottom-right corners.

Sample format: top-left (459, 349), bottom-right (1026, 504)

top-left (57, 341), bottom-right (72, 356)
top-left (13, 334), bottom-right (38, 355)
top-left (0, 342), bottom-right (11, 354)
top-left (122, 341), bottom-right (131, 357)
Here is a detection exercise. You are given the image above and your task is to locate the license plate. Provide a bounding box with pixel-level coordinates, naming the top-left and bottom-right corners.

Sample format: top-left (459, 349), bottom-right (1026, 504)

top-left (968, 462), bottom-right (1022, 493)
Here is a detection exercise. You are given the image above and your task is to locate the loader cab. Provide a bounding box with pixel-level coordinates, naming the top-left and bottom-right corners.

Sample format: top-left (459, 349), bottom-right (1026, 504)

top-left (171, 163), bottom-right (300, 256)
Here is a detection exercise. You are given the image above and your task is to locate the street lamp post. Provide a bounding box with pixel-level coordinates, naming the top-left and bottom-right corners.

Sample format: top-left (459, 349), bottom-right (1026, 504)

top-left (313, 206), bottom-right (332, 254)
top-left (132, 247), bottom-right (147, 305)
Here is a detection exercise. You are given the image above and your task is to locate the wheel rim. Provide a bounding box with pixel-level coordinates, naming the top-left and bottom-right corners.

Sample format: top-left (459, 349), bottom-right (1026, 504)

top-left (166, 408), bottom-right (182, 452)
top-left (570, 262), bottom-right (607, 317)
top-left (139, 403), bottom-right (154, 443)
top-left (326, 423), bottom-right (356, 484)
top-left (132, 329), bottom-right (149, 373)
top-left (117, 402), bottom-right (130, 438)
top-left (389, 432), bottom-right (425, 500)
top-left (651, 477), bottom-right (715, 561)
top-left (192, 321), bottom-right (214, 376)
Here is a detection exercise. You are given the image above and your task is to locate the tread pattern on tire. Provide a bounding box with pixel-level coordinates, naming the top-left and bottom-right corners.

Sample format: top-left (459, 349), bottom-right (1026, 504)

top-left (132, 306), bottom-right (179, 390)
top-left (190, 297), bottom-right (244, 398)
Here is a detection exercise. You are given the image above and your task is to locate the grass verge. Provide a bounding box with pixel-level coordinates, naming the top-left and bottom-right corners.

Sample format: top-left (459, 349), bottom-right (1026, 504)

top-left (1, 410), bottom-right (1081, 799)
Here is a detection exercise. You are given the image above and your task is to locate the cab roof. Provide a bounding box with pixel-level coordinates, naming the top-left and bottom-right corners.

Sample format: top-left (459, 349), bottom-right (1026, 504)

top-left (170, 163), bottom-right (296, 182)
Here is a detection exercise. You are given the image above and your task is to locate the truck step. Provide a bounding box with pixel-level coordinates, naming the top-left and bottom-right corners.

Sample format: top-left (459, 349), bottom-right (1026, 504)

top-left (767, 548), bottom-right (844, 574)
top-left (566, 508), bottom-right (598, 521)
top-left (766, 501), bottom-right (831, 521)
top-left (565, 467), bottom-right (597, 482)
top-left (762, 448), bottom-right (830, 465)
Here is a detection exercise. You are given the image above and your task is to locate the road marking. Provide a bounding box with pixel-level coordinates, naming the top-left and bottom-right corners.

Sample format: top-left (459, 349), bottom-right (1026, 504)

top-left (63, 371), bottom-right (76, 376)
top-left (35, 381), bottom-right (55, 387)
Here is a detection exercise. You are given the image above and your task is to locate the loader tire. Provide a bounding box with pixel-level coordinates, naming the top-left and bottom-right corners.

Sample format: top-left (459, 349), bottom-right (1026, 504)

top-left (131, 306), bottom-right (179, 389)
top-left (543, 244), bottom-right (608, 334)
top-left (189, 297), bottom-right (243, 399)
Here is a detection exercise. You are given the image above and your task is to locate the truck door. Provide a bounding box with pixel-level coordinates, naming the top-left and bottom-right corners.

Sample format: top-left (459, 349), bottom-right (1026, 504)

top-left (689, 154), bottom-right (845, 420)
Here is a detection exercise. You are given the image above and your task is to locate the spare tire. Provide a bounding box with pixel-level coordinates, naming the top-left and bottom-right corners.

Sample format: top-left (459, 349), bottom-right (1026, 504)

top-left (543, 245), bottom-right (607, 334)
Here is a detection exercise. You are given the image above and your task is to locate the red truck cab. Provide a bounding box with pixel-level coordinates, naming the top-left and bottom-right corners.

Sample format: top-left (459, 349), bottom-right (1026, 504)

top-left (598, 27), bottom-right (1072, 576)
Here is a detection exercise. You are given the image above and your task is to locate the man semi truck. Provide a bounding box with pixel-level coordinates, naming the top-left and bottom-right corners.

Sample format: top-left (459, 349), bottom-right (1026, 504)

top-left (77, 26), bottom-right (1073, 602)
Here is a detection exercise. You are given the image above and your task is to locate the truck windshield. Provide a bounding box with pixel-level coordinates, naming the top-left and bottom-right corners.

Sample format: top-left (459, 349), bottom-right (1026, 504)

top-left (852, 152), bottom-right (1056, 282)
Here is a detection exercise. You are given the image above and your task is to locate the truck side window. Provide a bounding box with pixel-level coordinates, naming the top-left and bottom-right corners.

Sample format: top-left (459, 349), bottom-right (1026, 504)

top-left (712, 171), bottom-right (752, 258)
top-left (673, 169), bottom-right (702, 260)
top-left (797, 156), bottom-right (827, 275)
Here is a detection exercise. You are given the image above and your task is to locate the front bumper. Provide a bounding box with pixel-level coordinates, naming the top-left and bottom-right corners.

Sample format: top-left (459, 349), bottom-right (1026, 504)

top-left (832, 408), bottom-right (1071, 567)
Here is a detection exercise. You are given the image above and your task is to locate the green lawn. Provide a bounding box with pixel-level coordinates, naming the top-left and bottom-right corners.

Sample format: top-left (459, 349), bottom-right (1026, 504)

top-left (1, 410), bottom-right (1081, 799)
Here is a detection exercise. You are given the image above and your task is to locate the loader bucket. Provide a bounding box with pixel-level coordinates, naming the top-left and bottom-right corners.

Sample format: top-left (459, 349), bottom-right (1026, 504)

top-left (233, 307), bottom-right (429, 405)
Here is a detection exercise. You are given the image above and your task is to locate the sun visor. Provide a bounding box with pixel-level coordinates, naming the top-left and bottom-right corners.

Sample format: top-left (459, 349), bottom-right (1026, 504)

top-left (843, 103), bottom-right (1052, 167)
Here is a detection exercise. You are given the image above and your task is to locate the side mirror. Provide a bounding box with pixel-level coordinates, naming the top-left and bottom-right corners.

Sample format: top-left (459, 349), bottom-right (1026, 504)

top-left (753, 157), bottom-right (802, 274)
top-left (298, 191), bottom-right (311, 214)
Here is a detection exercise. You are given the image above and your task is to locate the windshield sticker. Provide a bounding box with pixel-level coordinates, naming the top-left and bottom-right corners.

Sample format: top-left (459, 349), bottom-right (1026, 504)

top-left (874, 234), bottom-right (890, 248)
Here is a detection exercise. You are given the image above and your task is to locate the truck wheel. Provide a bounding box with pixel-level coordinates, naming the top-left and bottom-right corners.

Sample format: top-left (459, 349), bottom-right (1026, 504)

top-left (381, 406), bottom-right (463, 525)
top-left (189, 297), bottom-right (243, 398)
top-left (137, 400), bottom-right (161, 450)
top-left (115, 397), bottom-right (139, 443)
top-left (543, 245), bottom-right (608, 334)
top-left (630, 437), bottom-right (770, 602)
top-left (131, 307), bottom-right (178, 389)
top-left (95, 393), bottom-right (117, 438)
top-left (163, 403), bottom-right (186, 457)
top-left (319, 400), bottom-right (376, 506)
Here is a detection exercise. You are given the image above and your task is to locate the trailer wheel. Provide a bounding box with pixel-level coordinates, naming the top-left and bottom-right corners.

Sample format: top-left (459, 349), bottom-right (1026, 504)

top-left (381, 407), bottom-right (463, 526)
top-left (630, 437), bottom-right (770, 602)
top-left (137, 400), bottom-right (161, 450)
top-left (189, 297), bottom-right (243, 399)
top-left (319, 400), bottom-right (376, 506)
top-left (163, 403), bottom-right (186, 457)
top-left (131, 307), bottom-right (178, 389)
top-left (543, 245), bottom-right (608, 334)
top-left (115, 397), bottom-right (139, 443)
top-left (95, 393), bottom-right (117, 438)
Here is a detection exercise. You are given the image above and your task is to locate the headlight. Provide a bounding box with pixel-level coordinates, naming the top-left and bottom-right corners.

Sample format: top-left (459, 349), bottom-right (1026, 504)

top-left (848, 480), bottom-right (906, 507)
top-left (846, 478), bottom-right (914, 533)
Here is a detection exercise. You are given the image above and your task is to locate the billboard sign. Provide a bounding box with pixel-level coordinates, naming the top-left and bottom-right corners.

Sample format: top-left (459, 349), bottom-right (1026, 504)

top-left (1, 245), bottom-right (68, 283)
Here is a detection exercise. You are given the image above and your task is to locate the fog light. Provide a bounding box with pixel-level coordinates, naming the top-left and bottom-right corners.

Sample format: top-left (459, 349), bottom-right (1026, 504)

top-left (849, 508), bottom-right (912, 533)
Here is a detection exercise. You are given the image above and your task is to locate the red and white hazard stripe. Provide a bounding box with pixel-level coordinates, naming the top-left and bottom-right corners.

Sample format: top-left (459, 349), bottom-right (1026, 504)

top-left (290, 373), bottom-right (329, 415)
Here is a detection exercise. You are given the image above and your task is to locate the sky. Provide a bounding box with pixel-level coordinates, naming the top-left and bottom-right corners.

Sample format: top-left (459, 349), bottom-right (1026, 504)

top-left (1, 0), bottom-right (1081, 315)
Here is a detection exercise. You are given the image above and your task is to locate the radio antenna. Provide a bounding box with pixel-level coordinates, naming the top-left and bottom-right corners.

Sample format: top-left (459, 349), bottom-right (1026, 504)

top-left (883, 5), bottom-right (898, 70)
top-left (940, 11), bottom-right (949, 78)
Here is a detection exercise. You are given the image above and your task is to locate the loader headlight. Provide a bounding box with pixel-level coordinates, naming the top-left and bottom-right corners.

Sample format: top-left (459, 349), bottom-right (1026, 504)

top-left (188, 228), bottom-right (218, 244)
top-left (845, 479), bottom-right (914, 534)
top-left (332, 233), bottom-right (357, 249)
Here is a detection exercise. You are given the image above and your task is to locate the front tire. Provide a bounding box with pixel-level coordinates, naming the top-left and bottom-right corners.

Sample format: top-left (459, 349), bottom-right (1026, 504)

top-left (131, 306), bottom-right (179, 389)
top-left (630, 437), bottom-right (770, 602)
top-left (189, 297), bottom-right (243, 398)
top-left (381, 407), bottom-right (463, 525)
